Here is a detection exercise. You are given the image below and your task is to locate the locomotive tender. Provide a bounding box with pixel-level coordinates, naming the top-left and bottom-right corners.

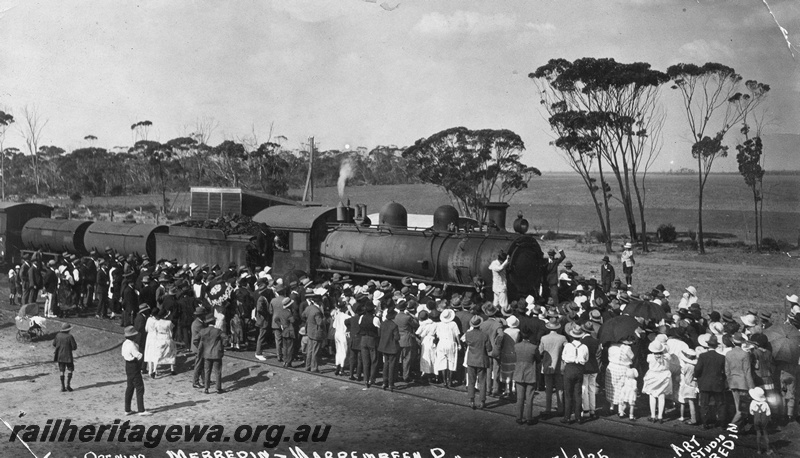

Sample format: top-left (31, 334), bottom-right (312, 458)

top-left (2, 198), bottom-right (543, 297)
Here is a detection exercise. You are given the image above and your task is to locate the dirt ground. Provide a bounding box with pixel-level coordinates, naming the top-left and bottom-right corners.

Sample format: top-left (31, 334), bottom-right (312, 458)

top-left (1, 243), bottom-right (799, 458)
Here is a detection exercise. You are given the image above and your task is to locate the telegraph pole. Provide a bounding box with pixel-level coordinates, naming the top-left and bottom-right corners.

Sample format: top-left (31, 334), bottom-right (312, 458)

top-left (302, 136), bottom-right (315, 202)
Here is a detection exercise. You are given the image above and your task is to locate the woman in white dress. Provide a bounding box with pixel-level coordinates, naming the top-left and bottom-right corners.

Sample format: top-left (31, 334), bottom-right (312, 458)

top-left (416, 310), bottom-right (437, 383)
top-left (434, 309), bottom-right (461, 387)
top-left (144, 309), bottom-right (177, 378)
top-left (331, 301), bottom-right (352, 376)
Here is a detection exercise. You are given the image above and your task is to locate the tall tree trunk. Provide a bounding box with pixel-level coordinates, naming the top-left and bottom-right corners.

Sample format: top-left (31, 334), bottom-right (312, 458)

top-left (753, 189), bottom-right (760, 251)
top-left (697, 155), bottom-right (705, 254)
top-left (597, 161), bottom-right (612, 252)
top-left (633, 179), bottom-right (648, 252)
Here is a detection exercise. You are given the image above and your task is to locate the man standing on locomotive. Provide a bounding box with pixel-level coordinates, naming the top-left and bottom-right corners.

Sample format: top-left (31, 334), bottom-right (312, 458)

top-left (488, 251), bottom-right (510, 313)
top-left (543, 247), bottom-right (566, 305)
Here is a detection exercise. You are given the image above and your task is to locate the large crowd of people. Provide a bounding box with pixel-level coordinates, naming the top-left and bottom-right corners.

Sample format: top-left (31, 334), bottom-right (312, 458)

top-left (16, 245), bottom-right (800, 455)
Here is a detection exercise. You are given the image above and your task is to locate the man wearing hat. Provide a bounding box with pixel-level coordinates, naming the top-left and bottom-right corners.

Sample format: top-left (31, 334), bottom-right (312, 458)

top-left (480, 302), bottom-right (504, 396)
top-left (694, 334), bottom-right (727, 429)
top-left (121, 272), bottom-right (139, 328)
top-left (176, 281), bottom-right (196, 353)
top-left (726, 332), bottom-right (754, 426)
top-left (96, 259), bottom-right (110, 319)
top-left (20, 253), bottom-right (33, 304)
top-left (254, 280), bottom-right (274, 361)
top-left (358, 303), bottom-right (381, 388)
top-left (133, 303), bottom-right (151, 372)
top-left (600, 256), bottom-right (615, 294)
top-left (581, 321), bottom-right (600, 420)
top-left (302, 288), bottom-right (327, 373)
top-left (82, 256), bottom-right (97, 311)
top-left (561, 324), bottom-right (588, 424)
top-left (620, 242), bottom-right (635, 287)
top-left (53, 323), bottom-right (78, 392)
top-left (195, 315), bottom-right (226, 393)
top-left (274, 297), bottom-right (296, 367)
top-left (488, 251), bottom-right (511, 314)
top-left (543, 247), bottom-right (566, 305)
top-left (562, 260), bottom-right (578, 282)
top-left (190, 306), bottom-right (208, 387)
top-left (394, 300), bottom-right (419, 383)
top-left (42, 260), bottom-right (58, 318)
top-left (379, 308), bottom-right (401, 391)
top-left (122, 326), bottom-right (151, 416)
top-left (540, 317), bottom-right (566, 418)
top-left (462, 315), bottom-right (491, 409)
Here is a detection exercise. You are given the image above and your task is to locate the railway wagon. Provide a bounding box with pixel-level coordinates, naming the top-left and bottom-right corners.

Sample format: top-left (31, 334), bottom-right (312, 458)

top-left (0, 203), bottom-right (52, 266)
top-left (82, 222), bottom-right (168, 260)
top-left (154, 226), bottom-right (251, 269)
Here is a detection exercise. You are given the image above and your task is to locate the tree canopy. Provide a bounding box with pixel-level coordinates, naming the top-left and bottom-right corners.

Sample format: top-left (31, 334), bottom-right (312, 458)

top-left (403, 126), bottom-right (540, 221)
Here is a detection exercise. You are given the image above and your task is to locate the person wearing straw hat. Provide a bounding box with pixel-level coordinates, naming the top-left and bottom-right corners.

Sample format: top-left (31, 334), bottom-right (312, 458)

top-left (560, 323), bottom-right (588, 424)
top-left (394, 300), bottom-right (419, 383)
top-left (358, 303), bottom-right (381, 388)
top-left (678, 348), bottom-right (699, 425)
top-left (726, 332), bottom-right (755, 426)
top-left (462, 315), bottom-right (491, 410)
top-left (620, 242), bottom-right (635, 288)
top-left (499, 315), bottom-right (520, 398)
top-left (694, 334), bottom-right (727, 429)
top-left (749, 387), bottom-right (774, 455)
top-left (643, 340), bottom-right (672, 423)
top-left (434, 308), bottom-right (461, 387)
top-left (540, 317), bottom-right (566, 419)
top-left (53, 323), bottom-right (77, 392)
top-left (303, 287), bottom-right (327, 373)
top-left (580, 321), bottom-right (600, 420)
top-left (122, 326), bottom-right (151, 416)
top-left (513, 329), bottom-right (539, 425)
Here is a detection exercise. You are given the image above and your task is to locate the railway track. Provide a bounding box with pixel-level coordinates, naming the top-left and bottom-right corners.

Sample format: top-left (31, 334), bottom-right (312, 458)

top-left (4, 304), bottom-right (762, 455)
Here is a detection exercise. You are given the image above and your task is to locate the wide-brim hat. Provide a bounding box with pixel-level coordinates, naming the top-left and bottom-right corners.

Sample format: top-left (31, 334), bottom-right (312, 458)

top-left (506, 315), bottom-right (519, 328)
top-left (749, 387), bottom-right (767, 403)
top-left (547, 248), bottom-right (556, 255)
top-left (721, 311), bottom-right (734, 323)
top-left (567, 324), bottom-right (585, 339)
top-left (193, 306), bottom-right (206, 316)
top-left (698, 333), bottom-right (718, 348)
top-left (648, 340), bottom-right (666, 354)
top-left (741, 314), bottom-right (757, 327)
top-left (282, 297), bottom-right (292, 308)
top-left (623, 242), bottom-right (632, 249)
top-left (546, 318), bottom-right (561, 330)
top-left (300, 277), bottom-right (313, 288)
top-left (787, 294), bottom-right (799, 304)
top-left (470, 315), bottom-right (483, 328)
top-left (758, 311), bottom-right (772, 321)
top-left (709, 322), bottom-right (724, 337)
top-left (516, 301), bottom-right (529, 313)
top-left (60, 323), bottom-right (72, 332)
top-left (679, 348), bottom-right (697, 364)
top-left (379, 280), bottom-right (392, 291)
top-left (124, 326), bottom-right (138, 337)
top-left (589, 310), bottom-right (602, 323)
top-left (431, 287), bottom-right (443, 298)
top-left (564, 261), bottom-right (573, 268)
top-left (138, 303), bottom-right (150, 312)
top-left (441, 308), bottom-right (455, 323)
top-left (401, 276), bottom-right (413, 287)
top-left (602, 256), bottom-right (610, 262)
top-left (685, 286), bottom-right (697, 296)
top-left (482, 302), bottom-right (497, 317)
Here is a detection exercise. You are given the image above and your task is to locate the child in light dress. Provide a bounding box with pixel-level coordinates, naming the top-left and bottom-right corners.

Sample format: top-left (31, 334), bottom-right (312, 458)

top-left (618, 368), bottom-right (638, 420)
top-left (678, 348), bottom-right (699, 424)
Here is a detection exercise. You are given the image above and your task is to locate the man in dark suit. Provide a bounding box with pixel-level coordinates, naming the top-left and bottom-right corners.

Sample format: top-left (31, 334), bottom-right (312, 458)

top-left (600, 256), bottom-right (615, 293)
top-left (358, 303), bottom-right (381, 388)
top-left (543, 248), bottom-right (566, 304)
top-left (121, 274), bottom-right (139, 327)
top-left (346, 302), bottom-right (365, 380)
top-left (195, 316), bottom-right (226, 394)
top-left (462, 316), bottom-right (492, 410)
top-left (694, 335), bottom-right (727, 429)
top-left (269, 287), bottom-right (288, 362)
top-left (580, 321), bottom-right (601, 420)
top-left (190, 307), bottom-right (207, 387)
top-left (302, 289), bottom-right (326, 373)
top-left (379, 309), bottom-right (401, 391)
top-left (394, 302), bottom-right (419, 382)
top-left (513, 330), bottom-right (539, 424)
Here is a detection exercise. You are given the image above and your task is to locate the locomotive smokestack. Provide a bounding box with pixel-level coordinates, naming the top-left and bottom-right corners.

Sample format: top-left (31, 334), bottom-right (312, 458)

top-left (484, 202), bottom-right (509, 233)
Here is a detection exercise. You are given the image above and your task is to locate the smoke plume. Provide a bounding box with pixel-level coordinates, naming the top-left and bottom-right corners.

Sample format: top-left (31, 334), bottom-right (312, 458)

top-left (338, 157), bottom-right (354, 201)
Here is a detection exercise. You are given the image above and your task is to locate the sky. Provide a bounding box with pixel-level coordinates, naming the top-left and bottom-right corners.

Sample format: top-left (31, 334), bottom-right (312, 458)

top-left (0, 0), bottom-right (798, 172)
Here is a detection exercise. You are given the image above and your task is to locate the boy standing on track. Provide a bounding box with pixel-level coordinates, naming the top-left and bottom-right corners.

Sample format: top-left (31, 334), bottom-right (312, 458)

top-left (53, 323), bottom-right (77, 392)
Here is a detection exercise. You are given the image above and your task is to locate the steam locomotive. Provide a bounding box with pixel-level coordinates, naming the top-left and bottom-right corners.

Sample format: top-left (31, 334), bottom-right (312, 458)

top-left (0, 199), bottom-right (543, 297)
